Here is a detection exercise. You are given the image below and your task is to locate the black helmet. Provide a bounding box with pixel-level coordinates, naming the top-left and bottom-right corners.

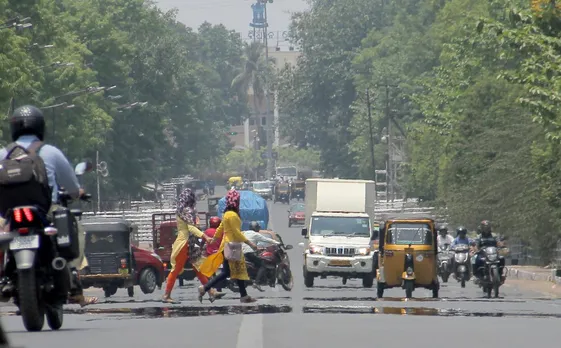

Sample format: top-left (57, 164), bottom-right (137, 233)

top-left (456, 226), bottom-right (468, 236)
top-left (479, 220), bottom-right (492, 234)
top-left (249, 221), bottom-right (261, 232)
top-left (10, 105), bottom-right (46, 141)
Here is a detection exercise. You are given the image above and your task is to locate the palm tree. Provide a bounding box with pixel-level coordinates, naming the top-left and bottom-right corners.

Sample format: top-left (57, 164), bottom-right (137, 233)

top-left (231, 41), bottom-right (275, 148)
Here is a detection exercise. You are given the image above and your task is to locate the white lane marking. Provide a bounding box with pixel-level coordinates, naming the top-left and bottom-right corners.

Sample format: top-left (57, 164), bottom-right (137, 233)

top-left (234, 201), bottom-right (273, 348)
top-left (236, 313), bottom-right (264, 348)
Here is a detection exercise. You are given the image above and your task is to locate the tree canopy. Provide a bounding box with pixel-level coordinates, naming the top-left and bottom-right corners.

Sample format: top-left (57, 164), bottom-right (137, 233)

top-left (0, 0), bottom-right (246, 206)
top-left (277, 0), bottom-right (561, 262)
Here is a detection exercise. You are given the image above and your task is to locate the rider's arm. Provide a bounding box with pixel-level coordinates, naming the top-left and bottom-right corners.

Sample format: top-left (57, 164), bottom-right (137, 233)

top-left (187, 224), bottom-right (204, 238)
top-left (253, 232), bottom-right (280, 245)
top-left (45, 145), bottom-right (80, 199)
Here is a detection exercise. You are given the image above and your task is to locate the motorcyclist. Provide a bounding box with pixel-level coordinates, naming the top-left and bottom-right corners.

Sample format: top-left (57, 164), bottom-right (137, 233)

top-left (451, 226), bottom-right (472, 275)
top-left (242, 221), bottom-right (280, 291)
top-left (451, 226), bottom-right (471, 246)
top-left (473, 220), bottom-right (506, 282)
top-left (436, 223), bottom-right (453, 249)
top-left (0, 105), bottom-right (97, 306)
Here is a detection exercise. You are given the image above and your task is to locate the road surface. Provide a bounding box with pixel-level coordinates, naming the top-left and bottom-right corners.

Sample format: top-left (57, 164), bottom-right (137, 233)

top-left (1, 191), bottom-right (560, 347)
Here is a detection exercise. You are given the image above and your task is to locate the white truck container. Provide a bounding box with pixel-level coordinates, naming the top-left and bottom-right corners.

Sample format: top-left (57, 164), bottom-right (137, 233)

top-left (301, 179), bottom-right (377, 288)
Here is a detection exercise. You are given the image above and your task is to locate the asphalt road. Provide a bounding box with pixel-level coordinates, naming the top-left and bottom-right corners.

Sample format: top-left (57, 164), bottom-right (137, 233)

top-left (2, 192), bottom-right (561, 347)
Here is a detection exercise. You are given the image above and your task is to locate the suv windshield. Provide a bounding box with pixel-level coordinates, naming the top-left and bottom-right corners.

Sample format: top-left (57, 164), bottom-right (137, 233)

top-left (387, 223), bottom-right (432, 245)
top-left (310, 216), bottom-right (371, 237)
top-left (253, 182), bottom-right (269, 189)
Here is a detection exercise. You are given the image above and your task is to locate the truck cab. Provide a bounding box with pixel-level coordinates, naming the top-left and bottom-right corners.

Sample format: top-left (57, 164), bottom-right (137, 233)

top-left (301, 179), bottom-right (377, 288)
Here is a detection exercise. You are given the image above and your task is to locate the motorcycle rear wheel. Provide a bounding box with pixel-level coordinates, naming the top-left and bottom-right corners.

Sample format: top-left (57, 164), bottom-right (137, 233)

top-left (18, 268), bottom-right (45, 331)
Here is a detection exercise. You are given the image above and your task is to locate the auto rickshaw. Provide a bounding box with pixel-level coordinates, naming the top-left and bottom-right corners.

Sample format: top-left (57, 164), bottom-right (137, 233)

top-left (80, 217), bottom-right (137, 298)
top-left (376, 214), bottom-right (439, 299)
top-left (290, 180), bottom-right (306, 200)
top-left (274, 182), bottom-right (290, 204)
top-left (228, 176), bottom-right (243, 189)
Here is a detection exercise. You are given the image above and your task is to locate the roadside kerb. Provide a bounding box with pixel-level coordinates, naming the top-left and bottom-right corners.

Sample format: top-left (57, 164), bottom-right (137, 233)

top-left (506, 266), bottom-right (561, 284)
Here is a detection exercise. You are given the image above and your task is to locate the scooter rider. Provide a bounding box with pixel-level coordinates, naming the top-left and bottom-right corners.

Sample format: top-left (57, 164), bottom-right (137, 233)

top-left (473, 220), bottom-right (506, 282)
top-left (242, 221), bottom-right (279, 291)
top-left (452, 226), bottom-right (471, 246)
top-left (436, 223), bottom-right (454, 249)
top-left (451, 226), bottom-right (472, 275)
top-left (0, 105), bottom-right (97, 306)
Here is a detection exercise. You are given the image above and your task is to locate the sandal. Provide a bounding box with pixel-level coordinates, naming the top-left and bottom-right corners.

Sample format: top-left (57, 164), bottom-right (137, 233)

top-left (69, 295), bottom-right (98, 307)
top-left (198, 286), bottom-right (206, 303)
top-left (240, 295), bottom-right (257, 303)
top-left (162, 294), bottom-right (175, 303)
top-left (208, 289), bottom-right (225, 302)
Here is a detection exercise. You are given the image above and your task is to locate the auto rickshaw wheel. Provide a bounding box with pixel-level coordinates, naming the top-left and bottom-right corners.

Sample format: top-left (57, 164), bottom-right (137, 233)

top-left (404, 280), bottom-right (414, 298)
top-left (376, 282), bottom-right (384, 298)
top-left (178, 278), bottom-right (184, 287)
top-left (342, 277), bottom-right (347, 285)
top-left (127, 287), bottom-right (134, 297)
top-left (288, 220), bottom-right (292, 228)
top-left (432, 287), bottom-right (439, 298)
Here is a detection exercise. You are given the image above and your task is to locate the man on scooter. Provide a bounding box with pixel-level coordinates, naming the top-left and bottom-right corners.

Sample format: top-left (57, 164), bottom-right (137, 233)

top-left (242, 221), bottom-right (279, 291)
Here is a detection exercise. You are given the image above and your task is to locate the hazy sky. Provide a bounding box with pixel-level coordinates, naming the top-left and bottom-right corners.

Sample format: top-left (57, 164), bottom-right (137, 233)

top-left (154, 0), bottom-right (309, 43)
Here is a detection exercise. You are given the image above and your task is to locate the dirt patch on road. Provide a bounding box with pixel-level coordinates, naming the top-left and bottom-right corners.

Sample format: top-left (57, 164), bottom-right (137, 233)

top-left (506, 279), bottom-right (561, 298)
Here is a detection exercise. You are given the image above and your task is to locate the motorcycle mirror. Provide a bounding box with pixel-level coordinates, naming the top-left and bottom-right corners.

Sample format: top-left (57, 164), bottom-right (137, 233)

top-left (285, 244), bottom-right (293, 250)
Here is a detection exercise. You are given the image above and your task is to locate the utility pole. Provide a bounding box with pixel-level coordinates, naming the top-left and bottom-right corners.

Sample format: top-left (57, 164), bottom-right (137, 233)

top-left (366, 89), bottom-right (376, 180)
top-left (263, 0), bottom-right (274, 180)
top-left (386, 84), bottom-right (393, 202)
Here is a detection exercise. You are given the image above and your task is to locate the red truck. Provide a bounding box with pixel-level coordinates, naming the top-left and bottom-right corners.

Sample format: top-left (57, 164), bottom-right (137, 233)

top-left (152, 212), bottom-right (209, 286)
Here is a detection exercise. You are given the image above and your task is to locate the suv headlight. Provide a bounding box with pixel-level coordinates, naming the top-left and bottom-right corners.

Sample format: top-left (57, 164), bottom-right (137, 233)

top-left (356, 247), bottom-right (371, 256)
top-left (308, 245), bottom-right (323, 254)
top-left (151, 253), bottom-right (163, 262)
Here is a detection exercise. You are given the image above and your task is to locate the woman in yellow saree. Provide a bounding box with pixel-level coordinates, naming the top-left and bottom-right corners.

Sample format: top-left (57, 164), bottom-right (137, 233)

top-left (199, 189), bottom-right (259, 303)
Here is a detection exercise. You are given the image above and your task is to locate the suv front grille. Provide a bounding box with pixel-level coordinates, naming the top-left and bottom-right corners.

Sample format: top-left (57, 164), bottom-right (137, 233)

top-left (325, 247), bottom-right (355, 257)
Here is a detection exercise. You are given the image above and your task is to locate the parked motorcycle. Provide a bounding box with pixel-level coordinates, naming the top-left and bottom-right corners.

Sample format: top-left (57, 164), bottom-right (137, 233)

top-left (221, 238), bottom-right (294, 292)
top-left (437, 244), bottom-right (453, 282)
top-left (475, 246), bottom-right (503, 298)
top-left (0, 162), bottom-right (92, 331)
top-left (451, 244), bottom-right (470, 288)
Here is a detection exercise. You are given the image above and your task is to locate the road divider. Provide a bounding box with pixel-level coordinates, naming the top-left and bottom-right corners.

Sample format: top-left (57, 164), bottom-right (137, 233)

top-left (506, 266), bottom-right (561, 284)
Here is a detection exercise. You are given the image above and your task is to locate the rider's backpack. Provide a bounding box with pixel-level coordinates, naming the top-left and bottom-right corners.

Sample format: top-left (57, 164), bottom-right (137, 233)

top-left (0, 141), bottom-right (52, 217)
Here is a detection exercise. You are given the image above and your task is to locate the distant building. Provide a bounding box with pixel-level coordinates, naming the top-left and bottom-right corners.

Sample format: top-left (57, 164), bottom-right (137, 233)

top-left (227, 47), bottom-right (300, 149)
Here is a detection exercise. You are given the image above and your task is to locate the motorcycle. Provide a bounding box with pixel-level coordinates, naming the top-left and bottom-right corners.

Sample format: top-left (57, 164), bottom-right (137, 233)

top-left (0, 161), bottom-right (92, 332)
top-left (220, 238), bottom-right (294, 292)
top-left (475, 246), bottom-right (503, 298)
top-left (437, 244), bottom-right (453, 283)
top-left (451, 244), bottom-right (470, 288)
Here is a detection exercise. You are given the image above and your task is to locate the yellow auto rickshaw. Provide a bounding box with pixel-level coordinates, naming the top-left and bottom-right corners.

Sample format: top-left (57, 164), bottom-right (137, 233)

top-left (228, 176), bottom-right (243, 189)
top-left (274, 182), bottom-right (290, 204)
top-left (290, 180), bottom-right (306, 200)
top-left (376, 214), bottom-right (439, 299)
